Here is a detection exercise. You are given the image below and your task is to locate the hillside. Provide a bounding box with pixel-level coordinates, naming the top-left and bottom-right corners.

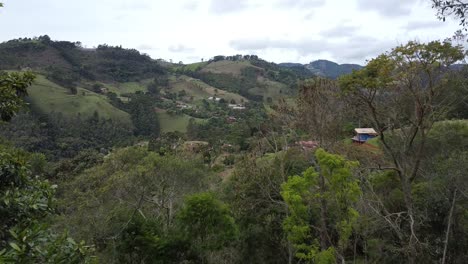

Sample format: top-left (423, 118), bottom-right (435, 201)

top-left (0, 36), bottom-right (166, 84)
top-left (175, 58), bottom-right (306, 102)
top-left (280, 59), bottom-right (363, 79)
top-left (167, 75), bottom-right (248, 103)
top-left (0, 36), bottom-right (315, 134)
top-left (27, 74), bottom-right (132, 125)
top-left (200, 60), bottom-right (263, 76)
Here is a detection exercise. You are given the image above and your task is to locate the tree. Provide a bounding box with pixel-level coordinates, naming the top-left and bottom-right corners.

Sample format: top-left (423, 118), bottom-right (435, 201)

top-left (0, 144), bottom-right (94, 263)
top-left (281, 149), bottom-right (361, 263)
top-left (224, 149), bottom-right (310, 264)
top-left (147, 80), bottom-right (161, 95)
top-left (91, 83), bottom-right (102, 93)
top-left (177, 193), bottom-right (237, 256)
top-left (432, 0), bottom-right (468, 29)
top-left (128, 94), bottom-right (160, 137)
top-left (339, 40), bottom-right (464, 262)
top-left (296, 78), bottom-right (348, 147)
top-left (0, 71), bottom-right (35, 122)
top-left (55, 147), bottom-right (213, 261)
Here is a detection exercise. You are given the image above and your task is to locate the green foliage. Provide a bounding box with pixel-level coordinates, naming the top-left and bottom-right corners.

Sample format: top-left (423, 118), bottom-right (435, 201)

top-left (177, 192), bottom-right (238, 251)
top-left (127, 93), bottom-right (160, 137)
top-left (56, 147), bottom-right (214, 261)
top-left (223, 149), bottom-right (309, 263)
top-left (117, 216), bottom-right (195, 264)
top-left (1, 224), bottom-right (95, 264)
top-left (45, 66), bottom-right (79, 90)
top-left (0, 71), bottom-right (35, 121)
top-left (0, 144), bottom-right (94, 263)
top-left (281, 148), bottom-right (361, 263)
top-left (0, 111), bottom-right (134, 161)
top-left (148, 131), bottom-right (185, 155)
top-left (0, 38), bottom-right (166, 83)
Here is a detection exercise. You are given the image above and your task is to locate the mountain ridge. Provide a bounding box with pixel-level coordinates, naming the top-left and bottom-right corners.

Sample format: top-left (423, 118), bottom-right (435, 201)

top-left (279, 59), bottom-right (363, 79)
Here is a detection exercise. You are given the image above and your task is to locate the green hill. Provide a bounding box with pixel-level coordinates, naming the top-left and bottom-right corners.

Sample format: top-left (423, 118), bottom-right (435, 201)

top-left (201, 60), bottom-right (262, 76)
top-left (167, 75), bottom-right (248, 103)
top-left (0, 37), bottom-right (166, 84)
top-left (176, 58), bottom-right (304, 102)
top-left (27, 74), bottom-right (132, 125)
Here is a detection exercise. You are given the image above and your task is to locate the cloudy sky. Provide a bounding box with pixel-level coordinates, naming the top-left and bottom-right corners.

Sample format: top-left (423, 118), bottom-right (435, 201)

top-left (0, 0), bottom-right (462, 64)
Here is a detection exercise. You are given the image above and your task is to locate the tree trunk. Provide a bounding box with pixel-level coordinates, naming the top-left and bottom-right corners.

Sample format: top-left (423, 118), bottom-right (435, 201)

top-left (400, 173), bottom-right (417, 264)
top-left (319, 171), bottom-right (330, 250)
top-left (442, 189), bottom-right (457, 264)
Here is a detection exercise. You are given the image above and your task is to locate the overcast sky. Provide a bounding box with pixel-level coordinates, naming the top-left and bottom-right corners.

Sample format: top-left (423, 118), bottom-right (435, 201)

top-left (0, 0), bottom-right (462, 64)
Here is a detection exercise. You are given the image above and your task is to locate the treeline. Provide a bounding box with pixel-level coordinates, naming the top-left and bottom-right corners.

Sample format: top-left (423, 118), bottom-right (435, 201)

top-left (0, 110), bottom-right (134, 161)
top-left (0, 35), bottom-right (167, 83)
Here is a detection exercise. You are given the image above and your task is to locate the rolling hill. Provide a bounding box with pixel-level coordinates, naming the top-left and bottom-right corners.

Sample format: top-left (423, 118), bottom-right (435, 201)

top-left (280, 60), bottom-right (363, 79)
top-left (0, 36), bottom-right (320, 133)
top-left (167, 75), bottom-right (248, 103)
top-left (27, 74), bottom-right (132, 125)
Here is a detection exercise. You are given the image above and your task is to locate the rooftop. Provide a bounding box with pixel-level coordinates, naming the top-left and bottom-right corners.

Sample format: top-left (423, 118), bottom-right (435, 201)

top-left (354, 128), bottom-right (377, 134)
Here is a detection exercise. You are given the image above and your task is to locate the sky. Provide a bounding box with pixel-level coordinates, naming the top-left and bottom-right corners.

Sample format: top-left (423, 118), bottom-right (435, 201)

top-left (0, 0), bottom-right (462, 65)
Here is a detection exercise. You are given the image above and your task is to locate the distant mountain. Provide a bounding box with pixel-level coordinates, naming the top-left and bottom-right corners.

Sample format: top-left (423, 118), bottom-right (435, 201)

top-left (280, 59), bottom-right (363, 79)
top-left (278, 62), bottom-right (303, 68)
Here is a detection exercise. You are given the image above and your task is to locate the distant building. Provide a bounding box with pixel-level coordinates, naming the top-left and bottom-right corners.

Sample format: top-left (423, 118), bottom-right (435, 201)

top-left (208, 96), bottom-right (222, 102)
top-left (176, 103), bottom-right (191, 109)
top-left (232, 106), bottom-right (246, 110)
top-left (352, 128), bottom-right (378, 143)
top-left (228, 104), bottom-right (246, 110)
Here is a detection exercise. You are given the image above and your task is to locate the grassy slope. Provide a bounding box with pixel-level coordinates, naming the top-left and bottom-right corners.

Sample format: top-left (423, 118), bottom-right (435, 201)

top-left (157, 111), bottom-right (206, 133)
top-left (27, 75), bottom-right (132, 124)
top-left (168, 75), bottom-right (248, 103)
top-left (249, 77), bottom-right (288, 101)
top-left (158, 112), bottom-right (192, 133)
top-left (94, 79), bottom-right (150, 95)
top-left (199, 60), bottom-right (291, 101)
top-left (183, 62), bottom-right (208, 71)
top-left (201, 60), bottom-right (262, 75)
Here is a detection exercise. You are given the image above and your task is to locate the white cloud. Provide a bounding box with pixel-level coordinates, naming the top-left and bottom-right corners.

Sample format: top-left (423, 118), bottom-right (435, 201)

top-left (210, 0), bottom-right (250, 14)
top-left (356, 0), bottom-right (416, 17)
top-left (276, 0), bottom-right (326, 9)
top-left (404, 20), bottom-right (445, 31)
top-left (319, 25), bottom-right (359, 38)
top-left (168, 44), bottom-right (194, 53)
top-left (137, 44), bottom-right (155, 50)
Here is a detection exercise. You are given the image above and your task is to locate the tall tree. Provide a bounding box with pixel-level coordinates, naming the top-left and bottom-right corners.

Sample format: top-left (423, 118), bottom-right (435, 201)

top-left (339, 40), bottom-right (464, 262)
top-left (296, 78), bottom-right (349, 147)
top-left (432, 0), bottom-right (468, 29)
top-left (177, 193), bottom-right (237, 257)
top-left (0, 71), bottom-right (35, 122)
top-left (281, 149), bottom-right (361, 263)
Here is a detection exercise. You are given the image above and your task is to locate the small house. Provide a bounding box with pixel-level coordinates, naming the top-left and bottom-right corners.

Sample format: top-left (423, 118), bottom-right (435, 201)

top-left (232, 105), bottom-right (246, 110)
top-left (208, 96), bottom-right (221, 102)
top-left (176, 103), bottom-right (190, 109)
top-left (352, 128), bottom-right (378, 143)
top-left (228, 104), bottom-right (246, 110)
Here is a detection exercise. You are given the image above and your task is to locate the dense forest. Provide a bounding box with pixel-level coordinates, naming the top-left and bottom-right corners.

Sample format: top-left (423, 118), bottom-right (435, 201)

top-left (1, 1), bottom-right (468, 264)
